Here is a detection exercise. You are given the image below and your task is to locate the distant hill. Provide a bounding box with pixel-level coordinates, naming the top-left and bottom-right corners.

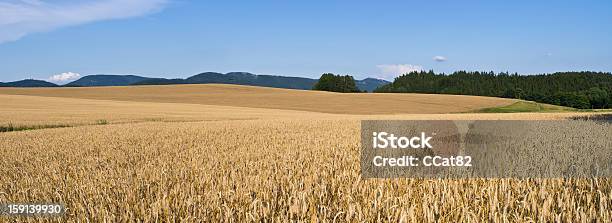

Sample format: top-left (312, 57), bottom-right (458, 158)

top-left (132, 72), bottom-right (390, 91)
top-left (131, 78), bottom-right (187, 85)
top-left (1, 72), bottom-right (390, 91)
top-left (65, 75), bottom-right (150, 87)
top-left (0, 79), bottom-right (58, 87)
top-left (132, 72), bottom-right (317, 90)
top-left (355, 78), bottom-right (391, 92)
top-left (186, 72), bottom-right (319, 90)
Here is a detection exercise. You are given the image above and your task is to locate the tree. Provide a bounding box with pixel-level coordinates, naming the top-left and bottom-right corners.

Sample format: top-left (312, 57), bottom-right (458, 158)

top-left (586, 87), bottom-right (609, 109)
top-left (313, 73), bottom-right (361, 93)
top-left (312, 73), bottom-right (337, 92)
top-left (374, 71), bottom-right (612, 109)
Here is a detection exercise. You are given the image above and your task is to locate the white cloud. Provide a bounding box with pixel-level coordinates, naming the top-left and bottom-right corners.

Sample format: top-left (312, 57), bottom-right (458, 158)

top-left (48, 72), bottom-right (81, 83)
top-left (376, 64), bottom-right (423, 80)
top-left (433, 56), bottom-right (447, 62)
top-left (0, 0), bottom-right (168, 44)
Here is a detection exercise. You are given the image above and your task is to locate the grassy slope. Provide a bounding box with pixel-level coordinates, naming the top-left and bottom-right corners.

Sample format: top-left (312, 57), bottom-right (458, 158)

top-left (476, 101), bottom-right (578, 113)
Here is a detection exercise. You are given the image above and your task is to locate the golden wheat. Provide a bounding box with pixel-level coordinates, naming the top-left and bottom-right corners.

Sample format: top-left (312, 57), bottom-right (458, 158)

top-left (0, 94), bottom-right (587, 128)
top-left (0, 87), bottom-right (610, 222)
top-left (0, 120), bottom-right (609, 222)
top-left (0, 84), bottom-right (515, 114)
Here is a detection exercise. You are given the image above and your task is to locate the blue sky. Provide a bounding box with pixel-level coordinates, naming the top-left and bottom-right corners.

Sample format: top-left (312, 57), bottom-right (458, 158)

top-left (0, 0), bottom-right (611, 83)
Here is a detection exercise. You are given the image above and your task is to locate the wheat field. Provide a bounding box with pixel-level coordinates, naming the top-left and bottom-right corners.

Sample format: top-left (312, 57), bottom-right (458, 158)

top-left (0, 85), bottom-right (610, 222)
top-left (0, 84), bottom-right (515, 114)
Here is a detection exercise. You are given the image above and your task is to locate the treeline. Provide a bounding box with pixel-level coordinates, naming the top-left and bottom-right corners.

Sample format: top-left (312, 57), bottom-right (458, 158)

top-left (375, 71), bottom-right (612, 109)
top-left (313, 73), bottom-right (361, 93)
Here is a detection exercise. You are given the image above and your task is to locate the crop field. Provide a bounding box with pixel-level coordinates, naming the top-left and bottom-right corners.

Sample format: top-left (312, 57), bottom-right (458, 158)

top-left (0, 84), bottom-right (516, 114)
top-left (0, 85), bottom-right (610, 222)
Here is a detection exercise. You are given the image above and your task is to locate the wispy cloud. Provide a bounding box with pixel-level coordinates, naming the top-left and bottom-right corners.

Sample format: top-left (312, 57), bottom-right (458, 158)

top-left (376, 64), bottom-right (423, 80)
top-left (48, 71), bottom-right (80, 83)
top-left (433, 56), bottom-right (447, 62)
top-left (0, 0), bottom-right (168, 44)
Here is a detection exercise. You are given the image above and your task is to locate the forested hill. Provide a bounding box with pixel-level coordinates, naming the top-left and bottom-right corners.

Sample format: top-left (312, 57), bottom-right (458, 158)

top-left (132, 72), bottom-right (389, 92)
top-left (375, 71), bottom-right (612, 109)
top-left (66, 75), bottom-right (149, 87)
top-left (0, 79), bottom-right (58, 87)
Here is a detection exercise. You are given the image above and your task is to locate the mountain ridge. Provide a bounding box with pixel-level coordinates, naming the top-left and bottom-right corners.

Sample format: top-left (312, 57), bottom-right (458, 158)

top-left (1, 72), bottom-right (390, 92)
top-left (65, 75), bottom-right (150, 87)
top-left (129, 72), bottom-right (389, 92)
top-left (0, 79), bottom-right (58, 87)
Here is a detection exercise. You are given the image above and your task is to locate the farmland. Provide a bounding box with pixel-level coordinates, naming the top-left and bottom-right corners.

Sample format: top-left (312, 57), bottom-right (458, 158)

top-left (0, 84), bottom-right (515, 114)
top-left (0, 85), bottom-right (610, 222)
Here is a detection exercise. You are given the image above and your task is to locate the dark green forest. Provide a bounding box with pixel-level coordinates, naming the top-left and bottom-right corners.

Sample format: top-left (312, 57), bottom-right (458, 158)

top-left (313, 73), bottom-right (361, 93)
top-left (375, 71), bottom-right (612, 109)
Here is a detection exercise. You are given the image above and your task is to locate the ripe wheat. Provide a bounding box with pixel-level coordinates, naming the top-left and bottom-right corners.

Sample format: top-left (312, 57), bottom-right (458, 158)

top-left (0, 120), bottom-right (609, 222)
top-left (0, 88), bottom-right (609, 222)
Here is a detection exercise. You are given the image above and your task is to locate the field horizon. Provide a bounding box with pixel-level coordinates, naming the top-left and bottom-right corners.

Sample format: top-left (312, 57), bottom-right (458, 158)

top-left (1, 84), bottom-right (610, 222)
top-left (0, 84), bottom-right (517, 115)
top-left (1, 84), bottom-right (605, 130)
